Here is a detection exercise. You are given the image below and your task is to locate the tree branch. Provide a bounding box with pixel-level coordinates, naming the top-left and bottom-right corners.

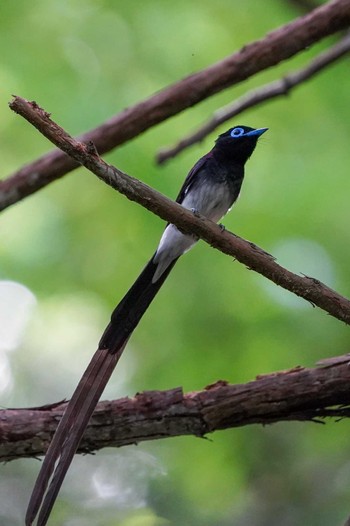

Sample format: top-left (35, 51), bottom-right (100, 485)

top-left (157, 33), bottom-right (350, 164)
top-left (9, 96), bottom-right (350, 326)
top-left (1, 0), bottom-right (350, 211)
top-left (2, 354), bottom-right (350, 461)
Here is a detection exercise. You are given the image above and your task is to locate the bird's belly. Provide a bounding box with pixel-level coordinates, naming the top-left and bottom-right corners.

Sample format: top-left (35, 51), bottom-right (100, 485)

top-left (152, 182), bottom-right (233, 282)
top-left (182, 180), bottom-right (233, 223)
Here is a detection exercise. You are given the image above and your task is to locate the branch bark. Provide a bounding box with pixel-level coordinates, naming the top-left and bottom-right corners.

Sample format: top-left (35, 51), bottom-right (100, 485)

top-left (1, 0), bottom-right (350, 211)
top-left (9, 96), bottom-right (350, 326)
top-left (2, 354), bottom-right (350, 462)
top-left (157, 33), bottom-right (350, 163)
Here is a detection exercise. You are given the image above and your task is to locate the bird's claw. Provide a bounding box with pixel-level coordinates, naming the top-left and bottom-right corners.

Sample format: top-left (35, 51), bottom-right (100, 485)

top-left (191, 208), bottom-right (201, 217)
top-left (218, 223), bottom-right (226, 232)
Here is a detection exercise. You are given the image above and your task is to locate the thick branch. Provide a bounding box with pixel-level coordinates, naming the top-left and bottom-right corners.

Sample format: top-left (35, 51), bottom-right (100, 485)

top-left (157, 33), bottom-right (350, 163)
top-left (1, 0), bottom-right (350, 211)
top-left (9, 96), bottom-right (350, 326)
top-left (2, 354), bottom-right (350, 461)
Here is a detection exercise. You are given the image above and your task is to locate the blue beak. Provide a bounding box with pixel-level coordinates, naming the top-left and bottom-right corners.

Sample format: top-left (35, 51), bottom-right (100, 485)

top-left (245, 127), bottom-right (268, 137)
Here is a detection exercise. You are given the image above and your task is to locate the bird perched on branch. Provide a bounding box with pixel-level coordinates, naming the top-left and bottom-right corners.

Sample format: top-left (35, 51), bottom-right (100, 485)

top-left (26, 125), bottom-right (267, 526)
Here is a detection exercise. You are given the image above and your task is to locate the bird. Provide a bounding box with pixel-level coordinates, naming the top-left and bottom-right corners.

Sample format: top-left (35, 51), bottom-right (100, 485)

top-left (25, 125), bottom-right (267, 525)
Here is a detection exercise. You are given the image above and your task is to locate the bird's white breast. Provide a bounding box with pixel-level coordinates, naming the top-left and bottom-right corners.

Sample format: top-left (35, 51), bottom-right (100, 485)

top-left (152, 180), bottom-right (235, 282)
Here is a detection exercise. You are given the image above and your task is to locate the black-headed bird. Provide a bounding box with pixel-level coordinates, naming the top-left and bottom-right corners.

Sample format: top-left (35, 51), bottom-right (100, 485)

top-left (26, 125), bottom-right (267, 526)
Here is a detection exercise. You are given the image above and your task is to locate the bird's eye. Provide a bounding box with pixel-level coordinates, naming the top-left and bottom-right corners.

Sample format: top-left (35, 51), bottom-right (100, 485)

top-left (230, 127), bottom-right (244, 138)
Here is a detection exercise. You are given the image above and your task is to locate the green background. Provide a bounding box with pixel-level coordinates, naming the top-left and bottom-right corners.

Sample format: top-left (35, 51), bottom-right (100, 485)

top-left (1, 1), bottom-right (350, 525)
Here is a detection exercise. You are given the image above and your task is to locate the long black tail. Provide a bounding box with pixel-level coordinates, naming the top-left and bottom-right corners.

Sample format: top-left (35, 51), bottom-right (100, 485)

top-left (26, 253), bottom-right (178, 526)
top-left (99, 252), bottom-right (178, 351)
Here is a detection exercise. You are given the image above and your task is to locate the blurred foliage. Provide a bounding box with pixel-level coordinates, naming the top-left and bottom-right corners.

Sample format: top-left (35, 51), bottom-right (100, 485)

top-left (1, 0), bottom-right (350, 525)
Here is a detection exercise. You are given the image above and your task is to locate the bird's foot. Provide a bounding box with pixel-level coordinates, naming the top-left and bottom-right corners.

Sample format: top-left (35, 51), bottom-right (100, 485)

top-left (218, 223), bottom-right (226, 232)
top-left (191, 208), bottom-right (201, 217)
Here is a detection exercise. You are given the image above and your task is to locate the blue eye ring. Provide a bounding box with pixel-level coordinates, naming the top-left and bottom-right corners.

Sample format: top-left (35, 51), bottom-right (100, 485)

top-left (230, 127), bottom-right (245, 138)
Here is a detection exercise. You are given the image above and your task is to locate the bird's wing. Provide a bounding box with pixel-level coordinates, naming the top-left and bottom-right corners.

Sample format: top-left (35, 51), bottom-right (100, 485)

top-left (175, 152), bottom-right (212, 204)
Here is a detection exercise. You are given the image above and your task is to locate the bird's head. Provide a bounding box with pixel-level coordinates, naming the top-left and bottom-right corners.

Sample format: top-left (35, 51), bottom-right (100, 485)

top-left (214, 125), bottom-right (268, 164)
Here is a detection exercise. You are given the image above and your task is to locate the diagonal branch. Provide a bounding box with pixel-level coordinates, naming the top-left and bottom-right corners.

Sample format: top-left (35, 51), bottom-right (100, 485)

top-left (157, 33), bottom-right (350, 164)
top-left (2, 354), bottom-right (350, 462)
top-left (1, 0), bottom-right (350, 211)
top-left (9, 96), bottom-right (350, 326)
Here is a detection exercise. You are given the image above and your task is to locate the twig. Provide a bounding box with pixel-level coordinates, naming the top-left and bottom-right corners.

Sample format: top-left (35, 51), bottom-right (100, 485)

top-left (9, 96), bottom-right (350, 326)
top-left (2, 354), bottom-right (350, 461)
top-left (1, 0), bottom-right (350, 211)
top-left (157, 33), bottom-right (350, 163)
